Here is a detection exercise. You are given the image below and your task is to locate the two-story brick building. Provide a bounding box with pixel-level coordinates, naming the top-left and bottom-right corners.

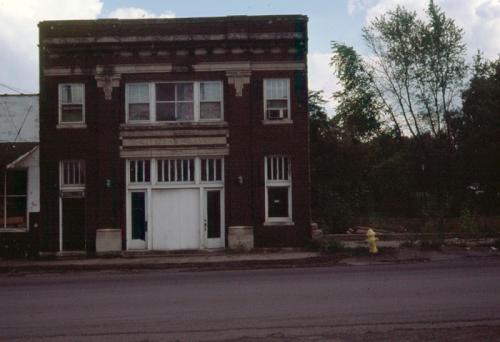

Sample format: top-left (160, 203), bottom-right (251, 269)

top-left (39, 15), bottom-right (311, 254)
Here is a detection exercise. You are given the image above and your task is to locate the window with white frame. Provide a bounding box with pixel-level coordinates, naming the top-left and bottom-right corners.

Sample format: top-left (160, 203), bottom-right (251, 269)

top-left (200, 82), bottom-right (222, 120)
top-left (126, 81), bottom-right (223, 123)
top-left (60, 160), bottom-right (85, 188)
top-left (265, 156), bottom-right (292, 222)
top-left (201, 158), bottom-right (223, 182)
top-left (0, 170), bottom-right (27, 229)
top-left (156, 83), bottom-right (194, 121)
top-left (264, 79), bottom-right (290, 121)
top-left (127, 83), bottom-right (150, 121)
top-left (157, 159), bottom-right (195, 183)
top-left (59, 84), bottom-right (84, 123)
top-left (129, 160), bottom-right (151, 183)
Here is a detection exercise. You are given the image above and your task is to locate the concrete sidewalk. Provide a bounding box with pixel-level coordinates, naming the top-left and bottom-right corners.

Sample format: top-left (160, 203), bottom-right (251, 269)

top-left (1, 246), bottom-right (499, 274)
top-left (0, 250), bottom-right (328, 274)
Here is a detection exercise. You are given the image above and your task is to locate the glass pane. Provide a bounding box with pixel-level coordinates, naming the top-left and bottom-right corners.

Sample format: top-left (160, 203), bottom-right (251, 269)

top-left (283, 158), bottom-right (289, 180)
top-left (137, 160), bottom-right (144, 182)
top-left (176, 83), bottom-right (193, 101)
top-left (129, 104), bottom-right (150, 121)
top-left (6, 170), bottom-right (27, 195)
top-left (267, 99), bottom-right (288, 109)
top-left (200, 102), bottom-right (221, 119)
top-left (130, 161), bottom-right (136, 183)
top-left (156, 103), bottom-right (176, 121)
top-left (181, 160), bottom-right (188, 181)
top-left (189, 160), bottom-right (195, 181)
top-left (61, 105), bottom-right (83, 122)
top-left (157, 161), bottom-right (163, 182)
top-left (215, 159), bottom-right (222, 181)
top-left (206, 191), bottom-right (221, 238)
top-left (6, 197), bottom-right (27, 228)
top-left (265, 79), bottom-right (288, 99)
top-left (201, 159), bottom-right (207, 181)
top-left (0, 197), bottom-right (4, 227)
top-left (0, 171), bottom-right (5, 195)
top-left (176, 160), bottom-right (182, 182)
top-left (131, 192), bottom-right (146, 240)
top-left (144, 160), bottom-right (151, 182)
top-left (177, 103), bottom-right (194, 120)
top-left (61, 84), bottom-right (83, 104)
top-left (208, 159), bottom-right (214, 181)
top-left (200, 82), bottom-right (221, 101)
top-left (169, 160), bottom-right (176, 182)
top-left (156, 83), bottom-right (175, 101)
top-left (268, 187), bottom-right (289, 218)
top-left (128, 84), bottom-right (149, 103)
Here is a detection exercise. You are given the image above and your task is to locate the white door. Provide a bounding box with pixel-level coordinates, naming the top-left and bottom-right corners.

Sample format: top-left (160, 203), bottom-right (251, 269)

top-left (152, 189), bottom-right (200, 250)
top-left (204, 189), bottom-right (224, 249)
top-left (128, 191), bottom-right (148, 250)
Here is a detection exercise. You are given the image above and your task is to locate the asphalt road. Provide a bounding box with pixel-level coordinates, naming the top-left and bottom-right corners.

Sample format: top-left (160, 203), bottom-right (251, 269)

top-left (1, 258), bottom-right (500, 341)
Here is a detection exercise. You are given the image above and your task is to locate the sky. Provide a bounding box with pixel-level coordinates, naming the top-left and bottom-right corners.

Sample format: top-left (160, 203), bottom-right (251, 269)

top-left (1, 0), bottom-right (500, 114)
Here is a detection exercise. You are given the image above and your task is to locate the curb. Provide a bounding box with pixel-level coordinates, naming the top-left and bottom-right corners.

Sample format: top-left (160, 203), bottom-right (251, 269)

top-left (0, 256), bottom-right (341, 275)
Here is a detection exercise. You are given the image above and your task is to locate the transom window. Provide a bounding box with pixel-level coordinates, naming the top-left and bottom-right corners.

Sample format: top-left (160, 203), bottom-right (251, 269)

top-left (129, 160), bottom-right (151, 183)
top-left (0, 170), bottom-right (27, 229)
top-left (157, 159), bottom-right (195, 183)
top-left (201, 158), bottom-right (223, 182)
top-left (264, 79), bottom-right (290, 121)
top-left (59, 84), bottom-right (84, 123)
top-left (60, 160), bottom-right (85, 188)
top-left (126, 81), bottom-right (223, 123)
top-left (265, 156), bottom-right (292, 222)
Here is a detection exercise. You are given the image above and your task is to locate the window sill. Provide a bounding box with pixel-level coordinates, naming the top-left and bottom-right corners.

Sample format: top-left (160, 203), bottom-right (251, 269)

top-left (57, 123), bottom-right (87, 129)
top-left (0, 228), bottom-right (29, 233)
top-left (262, 119), bottom-right (293, 125)
top-left (263, 221), bottom-right (295, 226)
top-left (121, 121), bottom-right (228, 129)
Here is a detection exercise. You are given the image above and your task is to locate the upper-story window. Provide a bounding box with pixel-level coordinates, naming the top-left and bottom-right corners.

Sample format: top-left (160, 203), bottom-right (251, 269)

top-left (200, 82), bottom-right (222, 120)
top-left (59, 84), bottom-right (84, 124)
top-left (263, 79), bottom-right (290, 121)
top-left (156, 83), bottom-right (194, 121)
top-left (126, 81), bottom-right (223, 123)
top-left (127, 83), bottom-right (150, 121)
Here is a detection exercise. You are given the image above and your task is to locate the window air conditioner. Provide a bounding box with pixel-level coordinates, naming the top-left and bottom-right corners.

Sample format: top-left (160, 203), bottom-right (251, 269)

top-left (267, 108), bottom-right (286, 120)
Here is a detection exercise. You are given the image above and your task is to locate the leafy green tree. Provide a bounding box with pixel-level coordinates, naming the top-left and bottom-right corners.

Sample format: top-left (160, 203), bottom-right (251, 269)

top-left (360, 0), bottom-right (467, 138)
top-left (330, 42), bottom-right (384, 141)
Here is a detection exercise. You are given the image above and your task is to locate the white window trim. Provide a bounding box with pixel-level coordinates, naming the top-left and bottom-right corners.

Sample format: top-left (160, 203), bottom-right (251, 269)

top-left (264, 156), bottom-right (293, 224)
top-left (125, 83), bottom-right (153, 123)
top-left (127, 159), bottom-right (152, 185)
top-left (263, 78), bottom-right (291, 123)
top-left (125, 81), bottom-right (224, 124)
top-left (58, 83), bottom-right (85, 125)
top-left (0, 169), bottom-right (29, 231)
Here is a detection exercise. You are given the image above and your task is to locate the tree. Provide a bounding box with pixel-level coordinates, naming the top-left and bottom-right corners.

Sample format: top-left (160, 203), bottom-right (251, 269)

top-left (330, 42), bottom-right (383, 141)
top-left (358, 0), bottom-right (467, 138)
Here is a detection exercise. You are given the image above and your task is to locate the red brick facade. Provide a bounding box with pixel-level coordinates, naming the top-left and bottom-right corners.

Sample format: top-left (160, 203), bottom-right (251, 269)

top-left (39, 16), bottom-right (311, 253)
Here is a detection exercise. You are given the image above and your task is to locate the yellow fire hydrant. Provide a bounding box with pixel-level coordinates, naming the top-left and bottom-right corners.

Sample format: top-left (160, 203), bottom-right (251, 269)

top-left (366, 229), bottom-right (379, 254)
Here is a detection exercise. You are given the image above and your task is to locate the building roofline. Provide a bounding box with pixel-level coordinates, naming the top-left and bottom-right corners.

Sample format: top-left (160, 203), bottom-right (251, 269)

top-left (38, 14), bottom-right (308, 26)
top-left (0, 93), bottom-right (39, 97)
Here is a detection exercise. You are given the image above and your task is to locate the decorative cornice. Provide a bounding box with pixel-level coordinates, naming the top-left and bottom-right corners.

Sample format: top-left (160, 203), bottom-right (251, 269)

top-left (43, 61), bottom-right (305, 77)
top-left (42, 32), bottom-right (304, 45)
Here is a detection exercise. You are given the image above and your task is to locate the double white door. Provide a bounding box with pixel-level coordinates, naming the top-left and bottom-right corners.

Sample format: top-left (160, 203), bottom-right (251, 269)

top-left (128, 188), bottom-right (223, 250)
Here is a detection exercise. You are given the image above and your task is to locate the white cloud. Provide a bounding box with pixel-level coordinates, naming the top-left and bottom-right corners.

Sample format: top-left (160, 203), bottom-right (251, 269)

top-left (0, 0), bottom-right (103, 93)
top-left (107, 7), bottom-right (175, 19)
top-left (348, 0), bottom-right (500, 60)
top-left (308, 52), bottom-right (341, 116)
top-left (0, 2), bottom-right (176, 94)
